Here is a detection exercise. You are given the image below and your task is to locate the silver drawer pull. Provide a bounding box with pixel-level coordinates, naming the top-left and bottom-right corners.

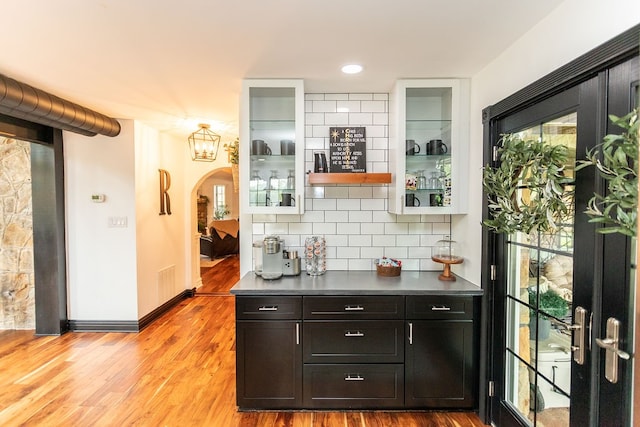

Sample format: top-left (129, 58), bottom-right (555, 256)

top-left (258, 305), bottom-right (278, 311)
top-left (344, 331), bottom-right (364, 337)
top-left (344, 305), bottom-right (364, 311)
top-left (431, 305), bottom-right (451, 311)
top-left (344, 375), bottom-right (364, 381)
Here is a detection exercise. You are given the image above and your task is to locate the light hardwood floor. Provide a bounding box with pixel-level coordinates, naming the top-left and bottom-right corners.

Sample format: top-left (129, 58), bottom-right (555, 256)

top-left (0, 258), bottom-right (486, 426)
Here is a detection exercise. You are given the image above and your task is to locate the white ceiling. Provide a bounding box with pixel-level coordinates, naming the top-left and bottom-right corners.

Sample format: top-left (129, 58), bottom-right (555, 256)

top-left (1, 0), bottom-right (564, 140)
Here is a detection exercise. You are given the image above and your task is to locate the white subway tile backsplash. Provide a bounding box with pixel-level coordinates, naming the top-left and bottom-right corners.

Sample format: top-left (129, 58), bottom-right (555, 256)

top-left (337, 246), bottom-right (361, 258)
top-left (289, 222), bottom-right (314, 235)
top-left (385, 222), bottom-right (409, 235)
top-left (348, 112), bottom-right (373, 125)
top-left (328, 259), bottom-right (349, 270)
top-left (337, 199), bottom-right (361, 210)
top-left (372, 211), bottom-right (396, 223)
top-left (325, 210), bottom-right (349, 223)
top-left (349, 210), bottom-right (373, 223)
top-left (349, 93), bottom-right (374, 101)
top-left (306, 113), bottom-right (325, 125)
top-left (361, 100), bottom-right (386, 113)
top-left (360, 198), bottom-right (385, 211)
top-left (337, 222), bottom-right (361, 235)
top-left (349, 235), bottom-right (372, 247)
top-left (360, 223), bottom-right (381, 235)
top-left (313, 198), bottom-right (337, 211)
top-left (409, 246), bottom-right (432, 258)
top-left (313, 100), bottom-right (337, 112)
top-left (433, 222), bottom-right (451, 234)
top-left (324, 94), bottom-right (349, 101)
top-left (325, 112), bottom-right (349, 124)
top-left (301, 211), bottom-right (325, 223)
top-left (384, 247), bottom-right (408, 259)
top-left (349, 259), bottom-right (375, 270)
top-left (250, 91), bottom-right (454, 273)
top-left (361, 246), bottom-right (381, 259)
top-left (325, 234), bottom-right (348, 247)
top-left (336, 100), bottom-right (362, 112)
top-left (265, 222), bottom-right (290, 235)
top-left (372, 235), bottom-right (396, 246)
top-left (325, 187), bottom-right (350, 199)
top-left (313, 222), bottom-right (336, 235)
top-left (397, 234), bottom-right (420, 247)
top-left (348, 186), bottom-right (373, 199)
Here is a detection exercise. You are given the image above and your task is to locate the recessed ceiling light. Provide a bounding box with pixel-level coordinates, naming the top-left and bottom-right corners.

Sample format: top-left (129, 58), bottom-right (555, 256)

top-left (341, 64), bottom-right (363, 74)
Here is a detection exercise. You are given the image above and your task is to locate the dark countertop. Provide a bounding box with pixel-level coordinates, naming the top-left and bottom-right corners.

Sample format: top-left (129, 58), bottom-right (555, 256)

top-left (230, 270), bottom-right (483, 296)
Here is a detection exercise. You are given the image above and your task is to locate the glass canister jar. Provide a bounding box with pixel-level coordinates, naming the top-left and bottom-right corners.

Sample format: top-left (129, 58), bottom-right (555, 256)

top-left (304, 236), bottom-right (326, 276)
top-left (252, 240), bottom-right (263, 276)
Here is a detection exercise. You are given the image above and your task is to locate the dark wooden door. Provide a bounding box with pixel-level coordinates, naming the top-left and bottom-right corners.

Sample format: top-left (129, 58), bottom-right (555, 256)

top-left (236, 320), bottom-right (302, 409)
top-left (486, 55), bottom-right (638, 427)
top-left (405, 320), bottom-right (475, 408)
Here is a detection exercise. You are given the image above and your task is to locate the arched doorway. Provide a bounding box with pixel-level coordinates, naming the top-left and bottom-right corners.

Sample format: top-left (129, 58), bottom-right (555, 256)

top-left (190, 167), bottom-right (240, 294)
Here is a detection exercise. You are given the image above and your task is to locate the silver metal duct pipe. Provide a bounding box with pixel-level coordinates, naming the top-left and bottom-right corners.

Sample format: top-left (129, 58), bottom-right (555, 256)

top-left (0, 73), bottom-right (121, 137)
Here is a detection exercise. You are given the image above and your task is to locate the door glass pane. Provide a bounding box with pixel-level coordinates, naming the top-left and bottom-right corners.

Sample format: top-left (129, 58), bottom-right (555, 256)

top-left (504, 112), bottom-right (576, 425)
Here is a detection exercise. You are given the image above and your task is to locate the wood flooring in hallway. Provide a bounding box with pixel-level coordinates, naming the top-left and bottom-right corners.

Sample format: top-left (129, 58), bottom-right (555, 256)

top-left (0, 257), bottom-right (486, 426)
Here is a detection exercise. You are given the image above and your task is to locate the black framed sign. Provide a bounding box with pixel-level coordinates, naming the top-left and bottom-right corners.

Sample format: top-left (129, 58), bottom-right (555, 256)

top-left (329, 127), bottom-right (366, 173)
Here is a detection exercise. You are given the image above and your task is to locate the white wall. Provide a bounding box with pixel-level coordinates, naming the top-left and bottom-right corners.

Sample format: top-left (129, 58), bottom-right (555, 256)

top-left (454, 0), bottom-right (640, 285)
top-left (134, 123), bottom-right (187, 318)
top-left (65, 120), bottom-right (138, 320)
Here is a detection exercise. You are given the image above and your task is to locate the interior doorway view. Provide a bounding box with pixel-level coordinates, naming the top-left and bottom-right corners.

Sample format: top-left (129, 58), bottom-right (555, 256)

top-left (195, 167), bottom-right (240, 294)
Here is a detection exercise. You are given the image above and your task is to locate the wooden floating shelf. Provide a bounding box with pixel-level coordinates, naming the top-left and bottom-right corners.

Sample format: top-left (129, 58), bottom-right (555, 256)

top-left (308, 173), bottom-right (392, 185)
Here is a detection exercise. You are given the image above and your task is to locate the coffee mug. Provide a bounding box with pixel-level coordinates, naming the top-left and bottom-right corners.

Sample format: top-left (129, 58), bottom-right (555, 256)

top-left (251, 139), bottom-right (272, 155)
top-left (280, 193), bottom-right (295, 206)
top-left (406, 139), bottom-right (421, 155)
top-left (405, 193), bottom-right (421, 207)
top-left (429, 193), bottom-right (443, 206)
top-left (427, 139), bottom-right (448, 155)
top-left (280, 140), bottom-right (295, 155)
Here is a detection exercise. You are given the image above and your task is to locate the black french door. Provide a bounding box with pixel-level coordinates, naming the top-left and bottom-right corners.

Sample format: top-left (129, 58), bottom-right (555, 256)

top-left (484, 53), bottom-right (638, 426)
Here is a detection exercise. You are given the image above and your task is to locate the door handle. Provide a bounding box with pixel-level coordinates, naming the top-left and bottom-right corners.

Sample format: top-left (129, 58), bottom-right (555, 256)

top-left (595, 317), bottom-right (631, 383)
top-left (566, 306), bottom-right (587, 365)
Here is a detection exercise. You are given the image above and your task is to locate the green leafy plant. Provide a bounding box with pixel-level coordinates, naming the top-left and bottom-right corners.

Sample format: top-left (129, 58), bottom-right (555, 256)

top-left (224, 138), bottom-right (239, 164)
top-left (528, 287), bottom-right (569, 320)
top-left (214, 204), bottom-right (230, 220)
top-left (482, 134), bottom-right (573, 235)
top-left (576, 109), bottom-right (638, 237)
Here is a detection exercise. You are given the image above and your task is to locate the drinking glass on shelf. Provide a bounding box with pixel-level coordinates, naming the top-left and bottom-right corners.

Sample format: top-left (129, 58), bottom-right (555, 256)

top-left (286, 169), bottom-right (295, 190)
top-left (429, 171), bottom-right (442, 189)
top-left (268, 170), bottom-right (280, 207)
top-left (416, 170), bottom-right (427, 190)
top-left (250, 170), bottom-right (263, 205)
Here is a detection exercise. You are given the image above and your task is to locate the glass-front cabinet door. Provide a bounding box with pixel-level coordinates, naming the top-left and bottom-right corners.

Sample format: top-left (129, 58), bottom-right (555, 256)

top-left (389, 79), bottom-right (469, 214)
top-left (240, 79), bottom-right (305, 214)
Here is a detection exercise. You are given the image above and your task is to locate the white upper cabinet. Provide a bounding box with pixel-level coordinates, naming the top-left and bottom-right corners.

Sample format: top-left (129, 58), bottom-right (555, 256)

top-left (389, 79), bottom-right (470, 215)
top-left (240, 79), bottom-right (305, 214)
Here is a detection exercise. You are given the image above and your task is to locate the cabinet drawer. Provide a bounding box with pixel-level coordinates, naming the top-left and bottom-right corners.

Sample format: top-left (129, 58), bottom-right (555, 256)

top-left (236, 296), bottom-right (301, 320)
top-left (303, 296), bottom-right (404, 320)
top-left (303, 364), bottom-right (404, 409)
top-left (303, 321), bottom-right (403, 363)
top-left (406, 296), bottom-right (474, 320)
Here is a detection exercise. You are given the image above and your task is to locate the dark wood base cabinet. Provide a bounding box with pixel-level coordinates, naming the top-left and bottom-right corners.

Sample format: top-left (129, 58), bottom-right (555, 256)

top-left (235, 295), bottom-right (477, 410)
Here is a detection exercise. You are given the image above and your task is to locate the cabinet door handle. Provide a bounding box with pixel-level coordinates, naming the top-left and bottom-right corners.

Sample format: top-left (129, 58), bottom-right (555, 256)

top-left (431, 305), bottom-right (451, 311)
top-left (258, 305), bottom-right (278, 311)
top-left (344, 375), bottom-right (364, 381)
top-left (344, 305), bottom-right (364, 311)
top-left (344, 331), bottom-right (364, 337)
top-left (408, 322), bottom-right (413, 345)
top-left (296, 323), bottom-right (300, 345)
